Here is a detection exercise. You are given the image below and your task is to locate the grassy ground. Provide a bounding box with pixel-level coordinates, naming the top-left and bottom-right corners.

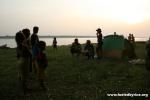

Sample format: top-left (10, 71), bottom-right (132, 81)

top-left (0, 42), bottom-right (150, 100)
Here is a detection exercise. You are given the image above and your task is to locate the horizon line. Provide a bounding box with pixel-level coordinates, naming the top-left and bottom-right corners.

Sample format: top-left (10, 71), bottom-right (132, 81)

top-left (0, 35), bottom-right (96, 39)
top-left (0, 35), bottom-right (148, 39)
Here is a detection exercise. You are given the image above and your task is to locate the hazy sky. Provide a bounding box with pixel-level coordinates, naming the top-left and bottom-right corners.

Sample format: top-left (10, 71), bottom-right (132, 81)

top-left (0, 0), bottom-right (150, 37)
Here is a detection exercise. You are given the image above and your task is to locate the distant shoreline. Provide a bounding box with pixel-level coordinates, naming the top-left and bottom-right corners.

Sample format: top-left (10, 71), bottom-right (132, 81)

top-left (0, 35), bottom-right (147, 42)
top-left (0, 35), bottom-right (96, 39)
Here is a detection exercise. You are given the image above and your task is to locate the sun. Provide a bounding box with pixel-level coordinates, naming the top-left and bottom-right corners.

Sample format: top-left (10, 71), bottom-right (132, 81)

top-left (83, 0), bottom-right (149, 24)
top-left (104, 0), bottom-right (148, 24)
top-left (114, 13), bottom-right (147, 24)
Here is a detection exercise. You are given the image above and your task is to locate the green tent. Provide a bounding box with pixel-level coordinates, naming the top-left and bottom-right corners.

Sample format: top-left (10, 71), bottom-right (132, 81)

top-left (102, 35), bottom-right (134, 58)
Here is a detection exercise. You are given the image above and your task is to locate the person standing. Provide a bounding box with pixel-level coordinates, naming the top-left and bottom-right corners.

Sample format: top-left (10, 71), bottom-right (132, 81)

top-left (37, 41), bottom-right (48, 89)
top-left (129, 34), bottom-right (136, 58)
top-left (52, 37), bottom-right (57, 49)
top-left (131, 34), bottom-right (135, 43)
top-left (96, 28), bottom-right (103, 58)
top-left (31, 26), bottom-right (40, 73)
top-left (15, 29), bottom-right (31, 93)
top-left (146, 38), bottom-right (150, 70)
top-left (128, 34), bottom-right (132, 42)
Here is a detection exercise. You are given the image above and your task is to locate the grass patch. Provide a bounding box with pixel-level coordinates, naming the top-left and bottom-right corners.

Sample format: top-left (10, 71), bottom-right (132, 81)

top-left (0, 42), bottom-right (150, 99)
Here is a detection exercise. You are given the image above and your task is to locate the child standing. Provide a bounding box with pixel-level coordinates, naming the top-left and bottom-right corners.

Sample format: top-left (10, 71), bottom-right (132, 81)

top-left (37, 41), bottom-right (48, 89)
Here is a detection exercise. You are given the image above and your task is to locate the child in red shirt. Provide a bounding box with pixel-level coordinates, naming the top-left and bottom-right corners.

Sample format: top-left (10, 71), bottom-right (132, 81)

top-left (37, 41), bottom-right (48, 89)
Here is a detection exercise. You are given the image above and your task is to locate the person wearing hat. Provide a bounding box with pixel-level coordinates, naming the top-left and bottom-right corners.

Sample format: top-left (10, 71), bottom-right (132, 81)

top-left (96, 28), bottom-right (103, 58)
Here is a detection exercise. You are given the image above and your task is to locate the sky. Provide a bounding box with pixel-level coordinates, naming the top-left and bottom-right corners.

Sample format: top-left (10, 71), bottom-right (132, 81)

top-left (0, 0), bottom-right (150, 37)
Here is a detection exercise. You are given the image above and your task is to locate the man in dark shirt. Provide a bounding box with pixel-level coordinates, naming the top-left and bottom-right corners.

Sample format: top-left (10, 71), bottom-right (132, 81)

top-left (31, 26), bottom-right (39, 49)
top-left (31, 26), bottom-right (40, 73)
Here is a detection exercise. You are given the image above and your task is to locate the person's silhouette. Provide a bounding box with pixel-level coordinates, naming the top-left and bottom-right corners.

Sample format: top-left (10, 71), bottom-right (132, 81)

top-left (31, 26), bottom-right (40, 73)
top-left (96, 28), bottom-right (103, 58)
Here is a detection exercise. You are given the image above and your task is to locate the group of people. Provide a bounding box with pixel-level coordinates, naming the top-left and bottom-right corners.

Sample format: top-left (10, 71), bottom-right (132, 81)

top-left (127, 33), bottom-right (136, 59)
top-left (70, 28), bottom-right (103, 59)
top-left (16, 26), bottom-right (150, 93)
top-left (128, 33), bottom-right (135, 43)
top-left (15, 26), bottom-right (48, 93)
top-left (70, 38), bottom-right (95, 59)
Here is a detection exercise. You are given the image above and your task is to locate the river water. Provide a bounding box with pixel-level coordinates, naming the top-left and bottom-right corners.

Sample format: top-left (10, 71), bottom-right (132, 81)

top-left (0, 37), bottom-right (148, 48)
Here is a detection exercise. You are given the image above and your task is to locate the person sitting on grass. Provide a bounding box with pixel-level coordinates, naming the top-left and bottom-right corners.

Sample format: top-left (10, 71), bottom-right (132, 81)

top-left (83, 40), bottom-right (95, 59)
top-left (70, 38), bottom-right (82, 56)
top-left (37, 41), bottom-right (48, 89)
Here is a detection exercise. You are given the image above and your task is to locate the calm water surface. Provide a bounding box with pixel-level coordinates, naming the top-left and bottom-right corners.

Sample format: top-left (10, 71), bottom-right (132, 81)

top-left (0, 38), bottom-right (96, 48)
top-left (0, 37), bottom-right (148, 48)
